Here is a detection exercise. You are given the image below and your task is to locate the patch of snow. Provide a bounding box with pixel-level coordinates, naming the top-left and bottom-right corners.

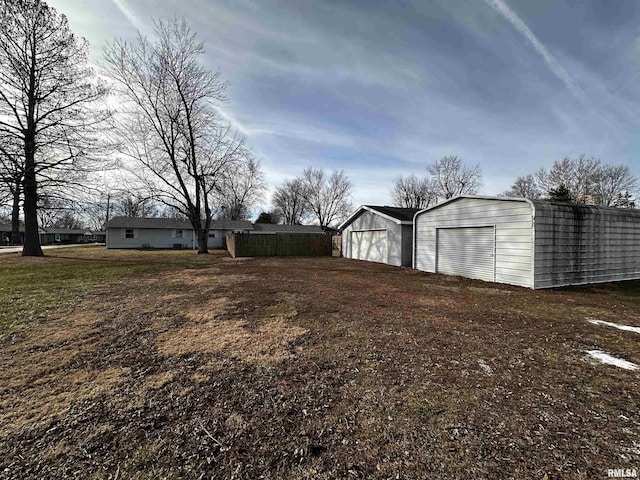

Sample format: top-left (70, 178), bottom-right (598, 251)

top-left (586, 317), bottom-right (640, 334)
top-left (585, 350), bottom-right (639, 371)
top-left (478, 359), bottom-right (493, 376)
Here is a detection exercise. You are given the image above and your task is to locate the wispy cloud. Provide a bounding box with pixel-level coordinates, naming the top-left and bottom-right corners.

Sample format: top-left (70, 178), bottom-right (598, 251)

top-left (110, 0), bottom-right (144, 31)
top-left (482, 0), bottom-right (584, 101)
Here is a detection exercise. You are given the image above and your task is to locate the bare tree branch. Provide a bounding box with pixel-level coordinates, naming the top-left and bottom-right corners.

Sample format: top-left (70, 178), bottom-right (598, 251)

top-left (104, 18), bottom-right (238, 253)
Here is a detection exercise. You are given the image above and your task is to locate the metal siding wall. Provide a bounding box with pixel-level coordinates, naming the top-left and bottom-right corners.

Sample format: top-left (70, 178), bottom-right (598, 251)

top-left (534, 204), bottom-right (640, 288)
top-left (342, 211), bottom-right (403, 266)
top-left (106, 228), bottom-right (193, 249)
top-left (414, 198), bottom-right (534, 288)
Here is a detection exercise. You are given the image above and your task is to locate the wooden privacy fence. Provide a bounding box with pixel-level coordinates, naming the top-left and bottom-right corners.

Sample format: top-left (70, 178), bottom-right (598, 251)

top-left (226, 233), bottom-right (332, 258)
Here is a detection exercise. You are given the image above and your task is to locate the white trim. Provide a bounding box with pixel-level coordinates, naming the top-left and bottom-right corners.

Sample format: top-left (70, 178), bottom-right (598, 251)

top-left (530, 201), bottom-right (536, 290)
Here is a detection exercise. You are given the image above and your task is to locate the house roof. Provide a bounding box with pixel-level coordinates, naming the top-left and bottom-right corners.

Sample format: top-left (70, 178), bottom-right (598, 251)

top-left (251, 223), bottom-right (325, 234)
top-left (210, 220), bottom-right (253, 230)
top-left (338, 205), bottom-right (420, 229)
top-left (104, 216), bottom-right (254, 231)
top-left (365, 206), bottom-right (421, 222)
top-left (42, 228), bottom-right (89, 235)
top-left (104, 217), bottom-right (193, 230)
top-left (0, 223), bottom-right (24, 233)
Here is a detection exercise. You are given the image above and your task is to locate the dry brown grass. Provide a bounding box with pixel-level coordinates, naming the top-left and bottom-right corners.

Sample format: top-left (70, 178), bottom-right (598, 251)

top-left (1, 249), bottom-right (639, 479)
top-left (157, 313), bottom-right (307, 365)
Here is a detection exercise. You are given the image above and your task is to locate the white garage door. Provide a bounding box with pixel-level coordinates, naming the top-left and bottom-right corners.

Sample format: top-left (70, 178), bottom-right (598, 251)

top-left (437, 226), bottom-right (495, 282)
top-left (351, 230), bottom-right (387, 264)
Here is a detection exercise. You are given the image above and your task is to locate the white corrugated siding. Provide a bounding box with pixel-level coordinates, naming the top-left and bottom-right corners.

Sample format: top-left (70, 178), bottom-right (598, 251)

top-left (414, 197), bottom-right (534, 288)
top-left (533, 203), bottom-right (640, 288)
top-left (341, 210), bottom-right (405, 266)
top-left (437, 226), bottom-right (495, 282)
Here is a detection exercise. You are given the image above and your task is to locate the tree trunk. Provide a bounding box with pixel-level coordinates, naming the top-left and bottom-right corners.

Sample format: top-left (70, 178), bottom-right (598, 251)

top-left (22, 137), bottom-right (43, 256)
top-left (10, 182), bottom-right (21, 245)
top-left (197, 229), bottom-right (209, 254)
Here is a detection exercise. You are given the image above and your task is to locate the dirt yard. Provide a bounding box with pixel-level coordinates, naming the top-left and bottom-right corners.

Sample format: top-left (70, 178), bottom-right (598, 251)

top-left (0, 247), bottom-right (639, 479)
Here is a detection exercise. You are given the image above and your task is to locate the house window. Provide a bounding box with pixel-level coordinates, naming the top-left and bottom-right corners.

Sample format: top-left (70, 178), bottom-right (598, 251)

top-left (175, 229), bottom-right (183, 238)
top-left (209, 232), bottom-right (217, 238)
top-left (125, 229), bottom-right (135, 239)
top-left (55, 233), bottom-right (61, 242)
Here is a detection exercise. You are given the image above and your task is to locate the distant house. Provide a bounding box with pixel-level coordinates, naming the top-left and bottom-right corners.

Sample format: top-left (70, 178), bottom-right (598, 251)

top-left (0, 224), bottom-right (24, 245)
top-left (339, 205), bottom-right (419, 267)
top-left (40, 228), bottom-right (88, 245)
top-left (104, 217), bottom-right (254, 249)
top-left (105, 217), bottom-right (195, 249)
top-left (84, 230), bottom-right (106, 243)
top-left (0, 224), bottom-right (104, 245)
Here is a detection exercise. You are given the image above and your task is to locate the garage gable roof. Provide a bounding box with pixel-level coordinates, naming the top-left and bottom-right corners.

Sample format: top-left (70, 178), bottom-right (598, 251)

top-left (339, 205), bottom-right (420, 229)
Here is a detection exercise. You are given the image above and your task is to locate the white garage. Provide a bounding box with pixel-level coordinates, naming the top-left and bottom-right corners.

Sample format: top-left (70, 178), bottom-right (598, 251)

top-left (339, 205), bottom-right (419, 267)
top-left (414, 195), bottom-right (640, 289)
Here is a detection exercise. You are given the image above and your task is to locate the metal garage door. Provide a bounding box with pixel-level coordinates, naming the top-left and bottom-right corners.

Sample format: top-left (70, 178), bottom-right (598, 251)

top-left (436, 226), bottom-right (495, 282)
top-left (351, 230), bottom-right (387, 264)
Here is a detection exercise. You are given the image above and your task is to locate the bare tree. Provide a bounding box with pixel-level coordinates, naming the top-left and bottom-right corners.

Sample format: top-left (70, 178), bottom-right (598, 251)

top-left (0, 0), bottom-right (109, 255)
top-left (300, 168), bottom-right (352, 228)
top-left (215, 156), bottom-right (264, 221)
top-left (500, 174), bottom-right (541, 199)
top-left (36, 194), bottom-right (73, 228)
top-left (272, 178), bottom-right (309, 225)
top-left (51, 210), bottom-right (84, 229)
top-left (536, 155), bottom-right (601, 203)
top-left (0, 135), bottom-right (23, 243)
top-left (534, 156), bottom-right (636, 206)
top-left (592, 164), bottom-right (637, 207)
top-left (113, 193), bottom-right (158, 218)
top-left (428, 155), bottom-right (482, 199)
top-left (391, 173), bottom-right (437, 209)
top-left (105, 18), bottom-right (243, 253)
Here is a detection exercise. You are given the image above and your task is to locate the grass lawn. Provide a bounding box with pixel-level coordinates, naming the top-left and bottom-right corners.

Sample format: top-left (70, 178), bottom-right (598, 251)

top-left (0, 247), bottom-right (639, 478)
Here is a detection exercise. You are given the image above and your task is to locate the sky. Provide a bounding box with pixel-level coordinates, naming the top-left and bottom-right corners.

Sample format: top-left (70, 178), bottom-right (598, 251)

top-left (47, 0), bottom-right (640, 210)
